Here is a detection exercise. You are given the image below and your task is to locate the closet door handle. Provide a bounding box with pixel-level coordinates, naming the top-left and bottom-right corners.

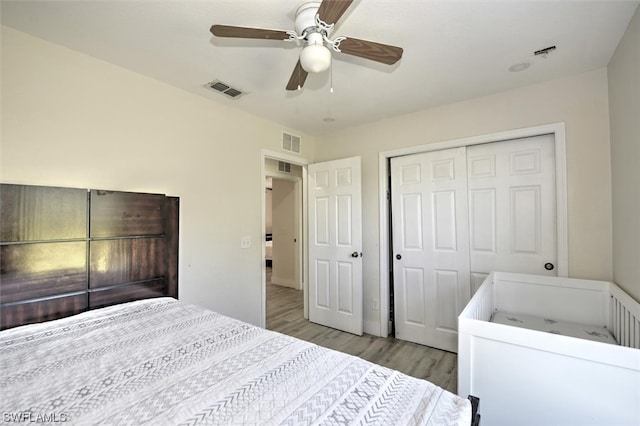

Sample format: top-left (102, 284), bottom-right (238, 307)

top-left (544, 262), bottom-right (555, 271)
top-left (396, 254), bottom-right (402, 260)
top-left (351, 251), bottom-right (360, 258)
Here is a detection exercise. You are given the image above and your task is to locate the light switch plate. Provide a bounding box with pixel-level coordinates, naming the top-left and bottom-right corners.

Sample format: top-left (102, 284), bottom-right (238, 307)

top-left (240, 236), bottom-right (251, 249)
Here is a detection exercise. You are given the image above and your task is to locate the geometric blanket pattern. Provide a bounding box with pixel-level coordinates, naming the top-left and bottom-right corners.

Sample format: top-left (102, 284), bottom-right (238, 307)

top-left (1, 298), bottom-right (471, 425)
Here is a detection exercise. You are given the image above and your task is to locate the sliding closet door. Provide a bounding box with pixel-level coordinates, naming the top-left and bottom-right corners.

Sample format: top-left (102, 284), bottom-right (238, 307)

top-left (390, 134), bottom-right (557, 352)
top-left (467, 135), bottom-right (557, 293)
top-left (391, 147), bottom-right (470, 352)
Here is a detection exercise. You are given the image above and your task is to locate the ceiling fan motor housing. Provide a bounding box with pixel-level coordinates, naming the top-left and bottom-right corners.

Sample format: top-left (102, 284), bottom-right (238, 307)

top-left (295, 2), bottom-right (332, 73)
top-left (295, 2), bottom-right (322, 37)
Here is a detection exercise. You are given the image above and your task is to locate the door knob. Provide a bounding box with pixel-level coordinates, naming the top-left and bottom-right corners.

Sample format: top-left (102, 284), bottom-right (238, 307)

top-left (351, 251), bottom-right (360, 258)
top-left (544, 262), bottom-right (555, 271)
top-left (396, 254), bottom-right (402, 260)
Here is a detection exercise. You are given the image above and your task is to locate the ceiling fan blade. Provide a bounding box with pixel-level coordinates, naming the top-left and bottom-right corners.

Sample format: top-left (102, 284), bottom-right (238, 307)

top-left (337, 37), bottom-right (403, 65)
top-left (210, 25), bottom-right (290, 40)
top-left (317, 0), bottom-right (354, 25)
top-left (286, 60), bottom-right (309, 91)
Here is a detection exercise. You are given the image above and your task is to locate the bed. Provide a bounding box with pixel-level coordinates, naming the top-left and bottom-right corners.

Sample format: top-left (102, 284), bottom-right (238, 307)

top-left (1, 183), bottom-right (479, 425)
top-left (458, 272), bottom-right (640, 426)
top-left (2, 297), bottom-right (474, 425)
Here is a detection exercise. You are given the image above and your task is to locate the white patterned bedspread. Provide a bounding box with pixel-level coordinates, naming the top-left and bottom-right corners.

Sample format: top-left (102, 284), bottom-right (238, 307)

top-left (1, 298), bottom-right (471, 425)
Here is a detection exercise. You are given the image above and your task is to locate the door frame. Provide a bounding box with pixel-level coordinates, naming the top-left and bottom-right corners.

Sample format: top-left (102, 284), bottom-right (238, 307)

top-left (261, 149), bottom-right (311, 328)
top-left (266, 174), bottom-right (302, 290)
top-left (377, 123), bottom-right (568, 337)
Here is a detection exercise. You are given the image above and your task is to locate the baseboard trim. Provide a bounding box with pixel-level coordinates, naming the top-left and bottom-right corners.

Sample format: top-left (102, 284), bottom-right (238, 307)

top-left (271, 275), bottom-right (296, 288)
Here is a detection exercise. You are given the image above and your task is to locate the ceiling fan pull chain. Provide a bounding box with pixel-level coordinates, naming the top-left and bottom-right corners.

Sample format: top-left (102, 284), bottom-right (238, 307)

top-left (330, 55), bottom-right (334, 93)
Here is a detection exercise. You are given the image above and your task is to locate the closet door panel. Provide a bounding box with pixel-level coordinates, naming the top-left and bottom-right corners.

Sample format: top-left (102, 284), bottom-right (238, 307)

top-left (467, 135), bottom-right (557, 277)
top-left (391, 147), bottom-right (470, 352)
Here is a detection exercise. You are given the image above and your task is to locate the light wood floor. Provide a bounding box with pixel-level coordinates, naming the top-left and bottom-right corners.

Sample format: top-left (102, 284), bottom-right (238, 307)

top-left (266, 268), bottom-right (459, 394)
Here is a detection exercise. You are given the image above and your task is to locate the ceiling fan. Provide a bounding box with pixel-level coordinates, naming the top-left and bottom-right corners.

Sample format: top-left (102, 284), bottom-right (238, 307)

top-left (210, 0), bottom-right (403, 91)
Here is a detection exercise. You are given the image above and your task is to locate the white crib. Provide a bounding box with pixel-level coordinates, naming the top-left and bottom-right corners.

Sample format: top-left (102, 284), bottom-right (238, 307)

top-left (458, 272), bottom-right (640, 426)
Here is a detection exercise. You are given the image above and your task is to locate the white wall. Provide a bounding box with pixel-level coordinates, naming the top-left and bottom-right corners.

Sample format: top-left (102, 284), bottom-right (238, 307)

top-left (608, 7), bottom-right (640, 302)
top-left (0, 26), bottom-right (315, 326)
top-left (315, 69), bottom-right (613, 335)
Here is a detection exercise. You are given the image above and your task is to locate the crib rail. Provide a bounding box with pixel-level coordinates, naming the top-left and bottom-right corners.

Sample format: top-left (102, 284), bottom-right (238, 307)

top-left (610, 284), bottom-right (640, 349)
top-left (460, 273), bottom-right (494, 322)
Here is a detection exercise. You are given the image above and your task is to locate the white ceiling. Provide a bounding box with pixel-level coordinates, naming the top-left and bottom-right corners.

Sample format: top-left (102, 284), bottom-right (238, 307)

top-left (1, 0), bottom-right (637, 135)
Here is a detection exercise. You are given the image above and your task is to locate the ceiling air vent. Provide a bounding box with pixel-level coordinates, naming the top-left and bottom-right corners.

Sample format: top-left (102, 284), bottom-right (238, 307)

top-left (278, 161), bottom-right (292, 173)
top-left (282, 132), bottom-right (301, 154)
top-left (205, 80), bottom-right (245, 99)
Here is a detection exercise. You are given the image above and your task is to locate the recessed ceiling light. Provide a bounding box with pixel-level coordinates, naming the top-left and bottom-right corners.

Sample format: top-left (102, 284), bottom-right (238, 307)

top-left (509, 62), bottom-right (531, 72)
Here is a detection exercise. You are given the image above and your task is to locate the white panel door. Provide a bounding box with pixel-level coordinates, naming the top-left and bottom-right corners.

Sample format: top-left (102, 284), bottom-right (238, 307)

top-left (391, 147), bottom-right (470, 352)
top-left (467, 134), bottom-right (557, 293)
top-left (308, 156), bottom-right (363, 335)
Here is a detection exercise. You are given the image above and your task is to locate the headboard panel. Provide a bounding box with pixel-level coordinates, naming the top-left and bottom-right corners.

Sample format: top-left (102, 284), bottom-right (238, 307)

top-left (0, 184), bottom-right (179, 330)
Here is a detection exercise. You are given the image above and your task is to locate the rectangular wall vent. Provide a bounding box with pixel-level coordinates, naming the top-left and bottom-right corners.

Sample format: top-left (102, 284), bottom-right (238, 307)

top-left (278, 161), bottom-right (292, 173)
top-left (205, 80), bottom-right (245, 99)
top-left (282, 132), bottom-right (301, 154)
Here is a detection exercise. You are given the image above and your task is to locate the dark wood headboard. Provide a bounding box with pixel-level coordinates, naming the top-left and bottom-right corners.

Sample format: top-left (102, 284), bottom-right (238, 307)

top-left (0, 184), bottom-right (179, 330)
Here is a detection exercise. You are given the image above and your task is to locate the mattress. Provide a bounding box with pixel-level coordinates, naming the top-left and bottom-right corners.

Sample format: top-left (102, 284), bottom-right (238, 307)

top-left (0, 298), bottom-right (471, 425)
top-left (491, 311), bottom-right (617, 345)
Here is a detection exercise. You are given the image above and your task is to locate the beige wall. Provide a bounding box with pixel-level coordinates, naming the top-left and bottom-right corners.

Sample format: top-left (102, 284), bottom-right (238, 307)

top-left (0, 26), bottom-right (315, 326)
top-left (265, 184), bottom-right (272, 235)
top-left (2, 23), bottom-right (629, 335)
top-left (608, 7), bottom-right (640, 302)
top-left (265, 158), bottom-right (303, 178)
top-left (271, 179), bottom-right (298, 288)
top-left (316, 69), bottom-right (613, 334)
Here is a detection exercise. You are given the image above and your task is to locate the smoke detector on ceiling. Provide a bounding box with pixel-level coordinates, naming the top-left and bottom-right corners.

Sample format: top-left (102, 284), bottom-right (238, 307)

top-left (509, 45), bottom-right (557, 73)
top-left (534, 45), bottom-right (557, 58)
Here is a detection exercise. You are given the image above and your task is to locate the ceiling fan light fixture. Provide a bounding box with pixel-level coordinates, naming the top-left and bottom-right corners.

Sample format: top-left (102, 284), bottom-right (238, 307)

top-left (299, 32), bottom-right (331, 73)
top-left (300, 43), bottom-right (331, 73)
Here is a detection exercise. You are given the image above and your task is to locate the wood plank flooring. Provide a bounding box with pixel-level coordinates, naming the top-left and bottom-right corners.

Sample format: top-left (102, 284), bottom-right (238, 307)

top-left (266, 268), bottom-right (459, 394)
